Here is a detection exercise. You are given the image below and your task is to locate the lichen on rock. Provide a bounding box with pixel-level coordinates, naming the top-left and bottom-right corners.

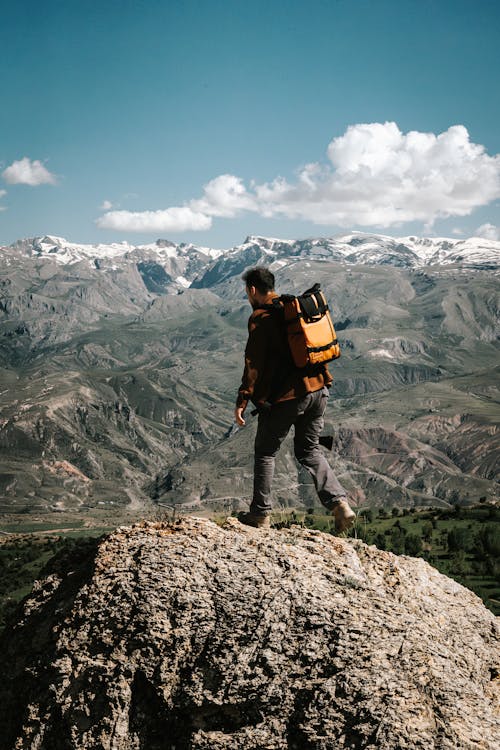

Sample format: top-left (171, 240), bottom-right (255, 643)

top-left (0, 517), bottom-right (499, 749)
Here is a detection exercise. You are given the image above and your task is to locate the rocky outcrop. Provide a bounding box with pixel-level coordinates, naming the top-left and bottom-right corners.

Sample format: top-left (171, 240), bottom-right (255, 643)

top-left (1, 517), bottom-right (499, 749)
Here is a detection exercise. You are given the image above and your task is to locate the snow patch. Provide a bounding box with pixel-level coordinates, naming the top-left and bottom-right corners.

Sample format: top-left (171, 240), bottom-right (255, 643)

top-left (368, 348), bottom-right (396, 359)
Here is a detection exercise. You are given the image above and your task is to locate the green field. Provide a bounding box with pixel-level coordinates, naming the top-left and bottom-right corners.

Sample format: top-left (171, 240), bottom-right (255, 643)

top-left (0, 524), bottom-right (114, 628)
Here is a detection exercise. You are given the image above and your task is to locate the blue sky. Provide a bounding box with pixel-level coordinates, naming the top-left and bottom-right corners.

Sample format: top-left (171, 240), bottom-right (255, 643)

top-left (1, 0), bottom-right (499, 247)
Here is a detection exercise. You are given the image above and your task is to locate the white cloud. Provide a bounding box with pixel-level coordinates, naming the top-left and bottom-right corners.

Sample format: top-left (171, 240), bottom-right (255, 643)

top-left (2, 157), bottom-right (57, 186)
top-left (0, 188), bottom-right (6, 211)
top-left (96, 206), bottom-right (212, 233)
top-left (96, 123), bottom-right (500, 234)
top-left (100, 200), bottom-right (114, 210)
top-left (191, 174), bottom-right (258, 217)
top-left (249, 123), bottom-right (500, 227)
top-left (451, 227), bottom-right (465, 236)
top-left (475, 223), bottom-right (500, 240)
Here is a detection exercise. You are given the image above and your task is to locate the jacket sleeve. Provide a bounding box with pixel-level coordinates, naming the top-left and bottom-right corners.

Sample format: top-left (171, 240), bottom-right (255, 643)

top-left (236, 316), bottom-right (268, 408)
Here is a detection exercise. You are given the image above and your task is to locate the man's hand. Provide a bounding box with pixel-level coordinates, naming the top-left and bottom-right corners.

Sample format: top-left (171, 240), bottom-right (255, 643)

top-left (234, 405), bottom-right (246, 426)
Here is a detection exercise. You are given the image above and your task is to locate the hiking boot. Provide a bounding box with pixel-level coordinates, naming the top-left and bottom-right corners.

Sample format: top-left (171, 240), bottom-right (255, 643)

top-left (238, 512), bottom-right (271, 529)
top-left (331, 498), bottom-right (356, 532)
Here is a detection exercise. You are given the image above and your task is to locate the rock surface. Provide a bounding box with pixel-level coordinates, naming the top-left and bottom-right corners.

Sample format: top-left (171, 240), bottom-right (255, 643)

top-left (1, 517), bottom-right (499, 749)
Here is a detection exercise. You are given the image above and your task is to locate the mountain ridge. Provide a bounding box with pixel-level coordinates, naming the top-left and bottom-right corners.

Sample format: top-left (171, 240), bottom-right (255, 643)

top-left (3, 231), bottom-right (499, 282)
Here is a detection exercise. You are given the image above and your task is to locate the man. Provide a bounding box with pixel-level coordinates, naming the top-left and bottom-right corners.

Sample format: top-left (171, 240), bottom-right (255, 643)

top-left (235, 266), bottom-right (356, 532)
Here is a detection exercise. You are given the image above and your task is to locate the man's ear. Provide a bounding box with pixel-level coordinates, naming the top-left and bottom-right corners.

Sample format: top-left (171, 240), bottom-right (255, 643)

top-left (247, 285), bottom-right (257, 297)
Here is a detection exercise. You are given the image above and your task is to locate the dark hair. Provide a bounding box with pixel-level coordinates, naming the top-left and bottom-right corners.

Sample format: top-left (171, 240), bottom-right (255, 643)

top-left (242, 266), bottom-right (275, 294)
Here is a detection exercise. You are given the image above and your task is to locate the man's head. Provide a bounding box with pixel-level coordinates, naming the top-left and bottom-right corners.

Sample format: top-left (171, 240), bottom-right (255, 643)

top-left (242, 266), bottom-right (275, 308)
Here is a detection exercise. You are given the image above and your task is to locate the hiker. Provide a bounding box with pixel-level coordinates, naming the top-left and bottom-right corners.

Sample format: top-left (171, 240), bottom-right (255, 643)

top-left (235, 266), bottom-right (356, 531)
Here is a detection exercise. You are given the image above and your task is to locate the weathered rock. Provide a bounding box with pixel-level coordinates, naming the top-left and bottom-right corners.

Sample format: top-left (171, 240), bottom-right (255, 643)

top-left (1, 517), bottom-right (498, 749)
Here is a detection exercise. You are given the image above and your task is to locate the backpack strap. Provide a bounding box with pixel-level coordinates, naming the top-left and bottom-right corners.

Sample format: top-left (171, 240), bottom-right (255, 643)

top-left (254, 297), bottom-right (285, 313)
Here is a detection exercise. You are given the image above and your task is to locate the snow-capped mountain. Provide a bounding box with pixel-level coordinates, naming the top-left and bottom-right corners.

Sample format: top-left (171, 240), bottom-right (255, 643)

top-left (2, 232), bottom-right (499, 292)
top-left (8, 235), bottom-right (223, 265)
top-left (5, 235), bottom-right (224, 291)
top-left (192, 232), bottom-right (500, 287)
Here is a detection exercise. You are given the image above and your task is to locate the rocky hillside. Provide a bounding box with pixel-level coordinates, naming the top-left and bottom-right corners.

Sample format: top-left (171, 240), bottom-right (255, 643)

top-left (0, 517), bottom-right (498, 749)
top-left (0, 234), bottom-right (499, 513)
top-left (192, 233), bottom-right (500, 288)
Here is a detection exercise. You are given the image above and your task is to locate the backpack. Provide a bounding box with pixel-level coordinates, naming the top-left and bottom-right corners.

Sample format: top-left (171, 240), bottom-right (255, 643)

top-left (271, 283), bottom-right (341, 369)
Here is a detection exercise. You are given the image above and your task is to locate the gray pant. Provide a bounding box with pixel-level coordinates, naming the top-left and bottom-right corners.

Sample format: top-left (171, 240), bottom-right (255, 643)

top-left (251, 387), bottom-right (346, 515)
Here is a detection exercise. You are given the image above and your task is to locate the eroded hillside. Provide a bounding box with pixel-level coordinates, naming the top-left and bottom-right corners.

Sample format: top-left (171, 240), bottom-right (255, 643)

top-left (0, 239), bottom-right (499, 513)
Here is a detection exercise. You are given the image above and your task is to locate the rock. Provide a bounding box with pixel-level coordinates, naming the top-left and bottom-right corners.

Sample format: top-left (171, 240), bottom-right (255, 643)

top-left (0, 517), bottom-right (498, 749)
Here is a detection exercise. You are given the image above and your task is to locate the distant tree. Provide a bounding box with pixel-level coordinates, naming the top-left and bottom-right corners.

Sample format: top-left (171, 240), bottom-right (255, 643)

top-left (449, 550), bottom-right (468, 577)
top-left (405, 534), bottom-right (423, 556)
top-left (447, 527), bottom-right (470, 553)
top-left (474, 524), bottom-right (500, 558)
top-left (390, 529), bottom-right (405, 555)
top-left (393, 520), bottom-right (407, 534)
top-left (471, 560), bottom-right (483, 575)
top-left (360, 509), bottom-right (374, 523)
top-left (374, 533), bottom-right (386, 550)
top-left (485, 556), bottom-right (498, 577)
top-left (364, 530), bottom-right (376, 545)
top-left (439, 529), bottom-right (449, 552)
top-left (391, 507), bottom-right (400, 517)
top-left (422, 521), bottom-right (434, 543)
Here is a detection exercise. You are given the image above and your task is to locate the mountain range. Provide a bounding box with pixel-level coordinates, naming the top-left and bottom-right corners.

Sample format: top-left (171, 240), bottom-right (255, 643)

top-left (8, 231), bottom-right (500, 277)
top-left (0, 231), bottom-right (499, 516)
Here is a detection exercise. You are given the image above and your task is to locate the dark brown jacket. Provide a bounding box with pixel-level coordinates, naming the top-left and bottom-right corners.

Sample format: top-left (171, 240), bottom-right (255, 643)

top-left (236, 297), bottom-right (333, 409)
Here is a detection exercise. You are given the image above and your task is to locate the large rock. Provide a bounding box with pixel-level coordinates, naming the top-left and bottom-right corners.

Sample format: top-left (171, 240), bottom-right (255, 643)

top-left (1, 517), bottom-right (499, 749)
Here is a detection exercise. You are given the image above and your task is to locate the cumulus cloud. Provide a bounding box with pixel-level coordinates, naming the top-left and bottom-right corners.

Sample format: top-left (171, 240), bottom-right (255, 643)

top-left (475, 223), bottom-right (500, 240)
top-left (100, 200), bottom-right (114, 210)
top-left (249, 123), bottom-right (500, 227)
top-left (96, 206), bottom-right (212, 233)
top-left (97, 123), bottom-right (500, 234)
top-left (2, 157), bottom-right (57, 186)
top-left (0, 189), bottom-right (6, 211)
top-left (190, 174), bottom-right (258, 217)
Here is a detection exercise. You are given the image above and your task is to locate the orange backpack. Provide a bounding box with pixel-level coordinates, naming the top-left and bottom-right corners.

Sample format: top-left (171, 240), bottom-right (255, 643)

top-left (273, 283), bottom-right (341, 368)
